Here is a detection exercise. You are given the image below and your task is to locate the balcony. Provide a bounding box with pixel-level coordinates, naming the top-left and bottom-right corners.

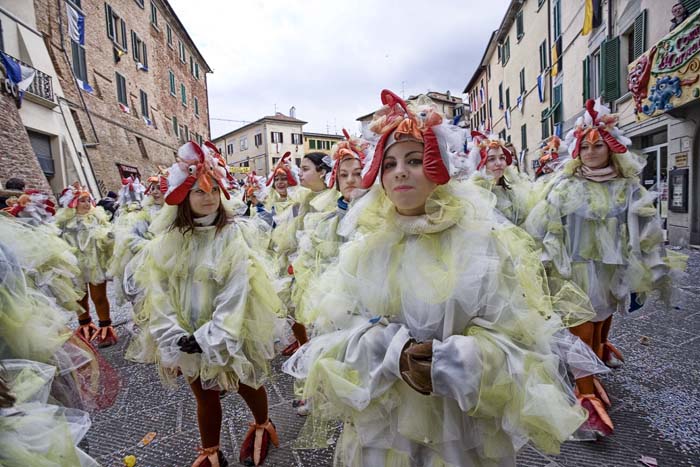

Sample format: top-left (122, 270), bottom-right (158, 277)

top-left (4, 53), bottom-right (55, 106)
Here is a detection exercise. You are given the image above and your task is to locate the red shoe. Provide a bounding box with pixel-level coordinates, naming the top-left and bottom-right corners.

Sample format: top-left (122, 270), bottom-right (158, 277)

top-left (281, 340), bottom-right (299, 357)
top-left (239, 419), bottom-right (279, 466)
top-left (94, 324), bottom-right (118, 348)
top-left (192, 445), bottom-right (228, 467)
top-left (578, 394), bottom-right (614, 437)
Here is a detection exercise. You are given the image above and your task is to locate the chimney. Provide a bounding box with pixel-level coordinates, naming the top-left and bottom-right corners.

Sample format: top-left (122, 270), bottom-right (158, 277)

top-left (289, 106), bottom-right (296, 118)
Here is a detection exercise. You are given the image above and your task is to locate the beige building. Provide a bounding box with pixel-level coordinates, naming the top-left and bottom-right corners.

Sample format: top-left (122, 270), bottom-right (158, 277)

top-left (303, 132), bottom-right (344, 156)
top-left (464, 0), bottom-right (556, 173)
top-left (0, 0), bottom-right (98, 196)
top-left (213, 112), bottom-right (306, 177)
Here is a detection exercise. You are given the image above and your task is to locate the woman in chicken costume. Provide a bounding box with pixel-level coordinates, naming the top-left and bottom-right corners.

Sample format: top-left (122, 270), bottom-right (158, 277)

top-left (265, 151), bottom-right (300, 216)
top-left (283, 90), bottom-right (590, 466)
top-left (55, 183), bottom-right (116, 347)
top-left (524, 99), bottom-right (687, 437)
top-left (133, 141), bottom-right (285, 467)
top-left (291, 129), bottom-right (369, 325)
top-left (467, 131), bottom-right (534, 227)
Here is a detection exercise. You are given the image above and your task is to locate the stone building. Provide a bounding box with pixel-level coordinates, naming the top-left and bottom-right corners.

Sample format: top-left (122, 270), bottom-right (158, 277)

top-left (33, 0), bottom-right (211, 195)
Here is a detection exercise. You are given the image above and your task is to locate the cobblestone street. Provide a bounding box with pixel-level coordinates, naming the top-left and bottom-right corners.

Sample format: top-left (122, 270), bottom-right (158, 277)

top-left (79, 250), bottom-right (700, 467)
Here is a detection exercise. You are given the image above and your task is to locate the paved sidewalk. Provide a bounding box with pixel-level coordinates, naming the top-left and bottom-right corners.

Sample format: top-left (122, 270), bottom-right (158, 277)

top-left (81, 250), bottom-right (700, 466)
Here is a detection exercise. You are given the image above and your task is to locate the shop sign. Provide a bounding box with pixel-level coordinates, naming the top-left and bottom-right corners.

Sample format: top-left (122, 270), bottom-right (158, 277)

top-left (116, 163), bottom-right (141, 180)
top-left (229, 166), bottom-right (251, 174)
top-left (674, 152), bottom-right (688, 167)
top-left (628, 9), bottom-right (700, 121)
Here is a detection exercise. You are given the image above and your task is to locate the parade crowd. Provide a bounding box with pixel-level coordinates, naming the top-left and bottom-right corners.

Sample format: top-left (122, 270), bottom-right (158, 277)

top-left (0, 91), bottom-right (686, 467)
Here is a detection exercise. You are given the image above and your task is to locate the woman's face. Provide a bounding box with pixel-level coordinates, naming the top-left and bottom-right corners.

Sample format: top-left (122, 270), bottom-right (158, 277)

top-left (337, 158), bottom-right (363, 202)
top-left (381, 140), bottom-right (436, 216)
top-left (485, 147), bottom-right (508, 181)
top-left (274, 173), bottom-right (289, 197)
top-left (150, 187), bottom-right (164, 205)
top-left (188, 183), bottom-right (221, 217)
top-left (300, 158), bottom-right (326, 191)
top-left (76, 195), bottom-right (92, 214)
top-left (580, 138), bottom-right (611, 169)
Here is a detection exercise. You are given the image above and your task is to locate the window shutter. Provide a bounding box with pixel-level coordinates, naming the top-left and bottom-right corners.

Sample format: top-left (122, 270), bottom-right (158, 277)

top-left (142, 42), bottom-right (148, 66)
top-left (120, 20), bottom-right (127, 49)
top-left (105, 4), bottom-right (112, 39)
top-left (681, 0), bottom-right (700, 14)
top-left (632, 10), bottom-right (647, 61)
top-left (601, 36), bottom-right (620, 102)
top-left (582, 56), bottom-right (590, 103)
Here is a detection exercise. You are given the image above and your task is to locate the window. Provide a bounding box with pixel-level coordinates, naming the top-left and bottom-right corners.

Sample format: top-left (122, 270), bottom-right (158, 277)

top-left (583, 50), bottom-right (601, 102)
top-left (240, 136), bottom-right (248, 151)
top-left (552, 84), bottom-right (563, 124)
top-left (115, 72), bottom-right (127, 105)
top-left (519, 68), bottom-right (526, 95)
top-left (553, 0), bottom-right (561, 39)
top-left (166, 24), bottom-right (173, 47)
top-left (488, 98), bottom-right (493, 119)
top-left (501, 37), bottom-right (510, 65)
top-left (180, 83), bottom-right (187, 106)
top-left (254, 133), bottom-right (262, 147)
top-left (539, 40), bottom-right (547, 72)
top-left (309, 139), bottom-right (316, 149)
top-left (140, 90), bottom-right (148, 119)
top-left (178, 39), bottom-right (186, 62)
top-left (498, 82), bottom-right (504, 109)
top-left (194, 62), bottom-right (200, 80)
top-left (71, 40), bottom-right (87, 82)
top-left (682, 0), bottom-right (700, 14)
top-left (134, 0), bottom-right (144, 8)
top-left (498, 129), bottom-right (507, 141)
top-left (271, 131), bottom-right (283, 143)
top-left (541, 109), bottom-right (550, 140)
top-left (227, 143), bottom-right (234, 155)
top-left (194, 96), bottom-right (199, 117)
top-left (291, 133), bottom-right (303, 145)
top-left (172, 116), bottom-right (179, 137)
top-left (184, 125), bottom-right (189, 141)
top-left (105, 5), bottom-right (127, 50)
top-left (168, 70), bottom-right (176, 96)
top-left (150, 1), bottom-right (158, 27)
top-left (136, 136), bottom-right (148, 158)
top-left (131, 31), bottom-right (147, 67)
top-left (505, 88), bottom-right (510, 110)
top-left (600, 36), bottom-right (621, 102)
top-left (516, 9), bottom-right (524, 41)
top-left (630, 10), bottom-right (647, 63)
top-left (520, 124), bottom-right (527, 151)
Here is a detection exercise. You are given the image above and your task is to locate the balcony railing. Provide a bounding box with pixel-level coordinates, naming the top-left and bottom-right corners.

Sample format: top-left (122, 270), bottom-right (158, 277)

top-left (4, 53), bottom-right (54, 103)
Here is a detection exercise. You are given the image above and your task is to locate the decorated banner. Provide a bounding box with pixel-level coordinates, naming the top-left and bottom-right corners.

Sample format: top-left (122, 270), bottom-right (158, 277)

top-left (628, 9), bottom-right (700, 121)
top-left (229, 166), bottom-right (251, 174)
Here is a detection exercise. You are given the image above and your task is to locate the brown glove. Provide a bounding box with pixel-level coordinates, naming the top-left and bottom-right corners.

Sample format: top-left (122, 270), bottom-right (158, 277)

top-left (399, 340), bottom-right (433, 395)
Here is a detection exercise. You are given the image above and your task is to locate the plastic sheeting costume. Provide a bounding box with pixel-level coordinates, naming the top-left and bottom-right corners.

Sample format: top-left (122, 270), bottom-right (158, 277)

top-left (524, 99), bottom-right (687, 437)
top-left (284, 90), bottom-right (590, 467)
top-left (55, 183), bottom-right (116, 347)
top-left (133, 141), bottom-right (285, 466)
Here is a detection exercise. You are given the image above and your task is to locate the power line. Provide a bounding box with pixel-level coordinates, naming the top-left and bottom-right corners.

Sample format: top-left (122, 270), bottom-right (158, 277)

top-left (210, 117), bottom-right (252, 123)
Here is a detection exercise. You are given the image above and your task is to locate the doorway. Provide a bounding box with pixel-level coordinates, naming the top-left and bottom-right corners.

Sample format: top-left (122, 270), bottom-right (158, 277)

top-left (641, 145), bottom-right (669, 234)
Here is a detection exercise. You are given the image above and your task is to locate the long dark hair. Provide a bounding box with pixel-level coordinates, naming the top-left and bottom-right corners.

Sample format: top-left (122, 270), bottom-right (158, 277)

top-left (171, 192), bottom-right (229, 235)
top-left (304, 152), bottom-right (331, 174)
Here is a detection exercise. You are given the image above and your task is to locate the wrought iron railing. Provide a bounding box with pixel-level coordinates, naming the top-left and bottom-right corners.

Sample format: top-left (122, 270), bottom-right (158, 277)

top-left (4, 53), bottom-right (54, 102)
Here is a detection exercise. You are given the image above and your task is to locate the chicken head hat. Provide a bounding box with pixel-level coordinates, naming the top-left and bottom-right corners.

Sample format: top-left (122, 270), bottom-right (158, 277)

top-left (203, 141), bottom-right (236, 190)
top-left (3, 189), bottom-right (56, 222)
top-left (362, 89), bottom-right (450, 188)
top-left (145, 166), bottom-right (169, 195)
top-left (117, 176), bottom-right (146, 206)
top-left (165, 141), bottom-right (231, 205)
top-left (59, 182), bottom-right (94, 208)
top-left (566, 99), bottom-right (631, 158)
top-left (536, 135), bottom-right (568, 177)
top-left (267, 152), bottom-right (299, 187)
top-left (470, 130), bottom-right (513, 171)
top-left (329, 129), bottom-right (369, 188)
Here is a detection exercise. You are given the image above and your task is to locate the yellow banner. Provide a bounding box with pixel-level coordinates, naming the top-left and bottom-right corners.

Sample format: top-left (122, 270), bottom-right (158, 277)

top-left (229, 166), bottom-right (251, 174)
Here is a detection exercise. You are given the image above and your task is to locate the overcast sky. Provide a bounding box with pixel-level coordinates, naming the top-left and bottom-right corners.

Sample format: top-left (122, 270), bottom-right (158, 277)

top-left (169, 0), bottom-right (510, 138)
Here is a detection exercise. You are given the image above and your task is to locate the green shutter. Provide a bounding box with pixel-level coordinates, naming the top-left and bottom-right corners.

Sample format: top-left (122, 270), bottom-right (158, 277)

top-left (681, 0), bottom-right (700, 14)
top-left (583, 56), bottom-right (590, 103)
top-left (601, 36), bottom-right (620, 102)
top-left (633, 10), bottom-right (647, 61)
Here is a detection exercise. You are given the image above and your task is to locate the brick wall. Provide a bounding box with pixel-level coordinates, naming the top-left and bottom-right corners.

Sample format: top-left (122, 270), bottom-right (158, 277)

top-left (0, 93), bottom-right (53, 192)
top-left (34, 0), bottom-right (210, 195)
